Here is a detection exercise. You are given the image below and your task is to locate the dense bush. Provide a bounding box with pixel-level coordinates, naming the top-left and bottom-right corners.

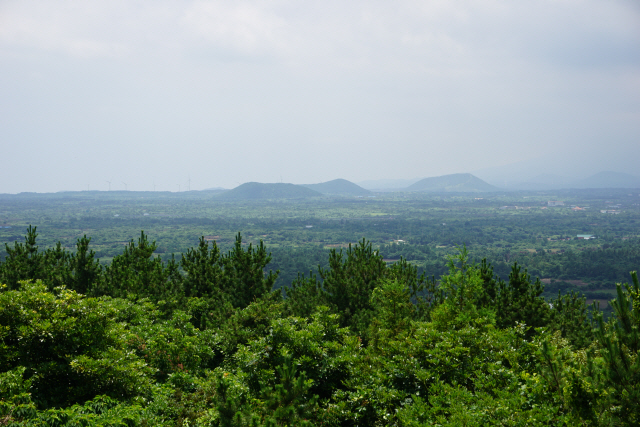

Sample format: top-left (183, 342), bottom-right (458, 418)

top-left (0, 228), bottom-right (638, 425)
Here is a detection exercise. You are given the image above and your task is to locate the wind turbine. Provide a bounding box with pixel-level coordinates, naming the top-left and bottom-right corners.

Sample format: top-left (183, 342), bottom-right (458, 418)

top-left (177, 184), bottom-right (181, 192)
top-left (106, 181), bottom-right (111, 191)
top-left (122, 182), bottom-right (128, 191)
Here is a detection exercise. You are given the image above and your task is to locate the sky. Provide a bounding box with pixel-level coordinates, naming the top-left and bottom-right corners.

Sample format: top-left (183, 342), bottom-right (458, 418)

top-left (1, 0), bottom-right (639, 193)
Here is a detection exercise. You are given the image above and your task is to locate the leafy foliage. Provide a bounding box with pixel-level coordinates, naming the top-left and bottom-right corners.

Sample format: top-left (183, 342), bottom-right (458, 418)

top-left (0, 227), bottom-right (638, 426)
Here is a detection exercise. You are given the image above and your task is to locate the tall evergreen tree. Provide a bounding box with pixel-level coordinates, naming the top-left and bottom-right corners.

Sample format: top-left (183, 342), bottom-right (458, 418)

top-left (549, 291), bottom-right (593, 348)
top-left (65, 235), bottom-right (101, 294)
top-left (95, 231), bottom-right (182, 303)
top-left (0, 225), bottom-right (44, 289)
top-left (495, 262), bottom-right (551, 334)
top-left (319, 238), bottom-right (387, 333)
top-left (181, 236), bottom-right (223, 299)
top-left (595, 271), bottom-right (640, 424)
top-left (42, 241), bottom-right (71, 290)
top-left (220, 233), bottom-right (279, 309)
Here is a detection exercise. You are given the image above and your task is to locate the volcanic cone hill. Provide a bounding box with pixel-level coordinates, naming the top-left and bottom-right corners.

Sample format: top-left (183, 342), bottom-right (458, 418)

top-left (406, 173), bottom-right (499, 192)
top-left (217, 182), bottom-right (323, 200)
top-left (302, 179), bottom-right (372, 196)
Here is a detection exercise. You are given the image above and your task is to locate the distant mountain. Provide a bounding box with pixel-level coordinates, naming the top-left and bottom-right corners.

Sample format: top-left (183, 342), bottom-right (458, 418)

top-left (357, 177), bottom-right (424, 190)
top-left (572, 171), bottom-right (640, 189)
top-left (503, 171), bottom-right (640, 190)
top-left (505, 182), bottom-right (558, 191)
top-left (504, 174), bottom-right (573, 191)
top-left (302, 179), bottom-right (371, 196)
top-left (217, 182), bottom-right (322, 200)
top-left (406, 173), bottom-right (499, 192)
top-left (472, 149), bottom-right (639, 188)
top-left (520, 174), bottom-right (573, 188)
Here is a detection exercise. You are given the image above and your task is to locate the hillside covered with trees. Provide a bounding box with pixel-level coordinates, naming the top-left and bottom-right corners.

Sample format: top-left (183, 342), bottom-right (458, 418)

top-left (218, 183), bottom-right (322, 200)
top-left (301, 179), bottom-right (372, 196)
top-left (1, 226), bottom-right (638, 426)
top-left (406, 173), bottom-right (498, 192)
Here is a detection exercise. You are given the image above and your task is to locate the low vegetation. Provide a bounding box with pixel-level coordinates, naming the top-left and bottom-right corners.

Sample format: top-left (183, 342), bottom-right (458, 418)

top-left (1, 225), bottom-right (639, 426)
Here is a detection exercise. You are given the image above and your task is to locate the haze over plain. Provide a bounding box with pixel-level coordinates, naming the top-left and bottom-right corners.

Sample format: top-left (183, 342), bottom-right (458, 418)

top-left (1, 0), bottom-right (639, 193)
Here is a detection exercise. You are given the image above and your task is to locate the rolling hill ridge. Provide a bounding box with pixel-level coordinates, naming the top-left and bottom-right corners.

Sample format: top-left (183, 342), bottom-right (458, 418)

top-left (302, 179), bottom-right (371, 196)
top-left (406, 173), bottom-right (499, 192)
top-left (217, 182), bottom-right (322, 200)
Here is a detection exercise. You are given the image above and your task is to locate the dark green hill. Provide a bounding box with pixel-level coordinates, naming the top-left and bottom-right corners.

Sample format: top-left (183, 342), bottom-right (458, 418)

top-left (302, 179), bottom-right (371, 196)
top-left (217, 182), bottom-right (322, 200)
top-left (406, 173), bottom-right (499, 192)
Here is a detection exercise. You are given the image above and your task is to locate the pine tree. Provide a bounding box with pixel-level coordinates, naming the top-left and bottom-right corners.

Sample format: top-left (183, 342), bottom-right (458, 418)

top-left (319, 238), bottom-right (386, 334)
top-left (283, 271), bottom-right (323, 318)
top-left (221, 233), bottom-right (279, 309)
top-left (42, 241), bottom-right (71, 290)
top-left (181, 236), bottom-right (224, 299)
top-left (68, 235), bottom-right (101, 294)
top-left (549, 291), bottom-right (592, 348)
top-left (97, 231), bottom-right (182, 303)
top-left (261, 357), bottom-right (318, 426)
top-left (0, 225), bottom-right (44, 289)
top-left (495, 262), bottom-right (551, 335)
top-left (595, 271), bottom-right (640, 424)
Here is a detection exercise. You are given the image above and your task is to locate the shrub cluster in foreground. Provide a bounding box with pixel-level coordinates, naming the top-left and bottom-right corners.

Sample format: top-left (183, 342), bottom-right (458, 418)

top-left (0, 227), bottom-right (639, 426)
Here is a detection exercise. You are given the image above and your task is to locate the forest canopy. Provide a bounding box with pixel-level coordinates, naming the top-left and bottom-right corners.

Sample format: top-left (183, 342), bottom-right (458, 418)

top-left (1, 226), bottom-right (639, 426)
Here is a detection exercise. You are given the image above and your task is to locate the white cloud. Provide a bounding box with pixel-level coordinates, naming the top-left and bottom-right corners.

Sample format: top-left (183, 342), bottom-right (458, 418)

top-left (0, 0), bottom-right (638, 192)
top-left (3, 1), bottom-right (636, 71)
top-left (0, 1), bottom-right (133, 58)
top-left (181, 1), bottom-right (288, 56)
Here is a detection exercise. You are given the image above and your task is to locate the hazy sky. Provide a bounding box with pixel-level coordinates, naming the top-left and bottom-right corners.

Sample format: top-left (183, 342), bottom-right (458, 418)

top-left (1, 0), bottom-right (639, 193)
